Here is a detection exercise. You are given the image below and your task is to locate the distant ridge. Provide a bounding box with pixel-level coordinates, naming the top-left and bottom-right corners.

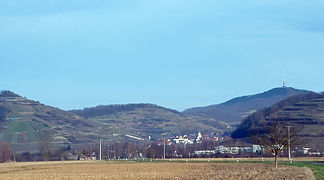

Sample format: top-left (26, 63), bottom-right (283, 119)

top-left (183, 87), bottom-right (311, 124)
top-left (70, 103), bottom-right (181, 118)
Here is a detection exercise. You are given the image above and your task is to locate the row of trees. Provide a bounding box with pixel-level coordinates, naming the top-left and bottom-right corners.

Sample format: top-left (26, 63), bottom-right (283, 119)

top-left (0, 121), bottom-right (305, 169)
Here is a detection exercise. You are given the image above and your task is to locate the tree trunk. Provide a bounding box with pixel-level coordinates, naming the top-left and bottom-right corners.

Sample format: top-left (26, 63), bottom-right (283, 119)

top-left (275, 153), bottom-right (278, 168)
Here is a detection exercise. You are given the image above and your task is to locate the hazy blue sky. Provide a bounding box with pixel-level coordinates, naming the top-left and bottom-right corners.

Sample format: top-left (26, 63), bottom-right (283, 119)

top-left (1, 0), bottom-right (324, 111)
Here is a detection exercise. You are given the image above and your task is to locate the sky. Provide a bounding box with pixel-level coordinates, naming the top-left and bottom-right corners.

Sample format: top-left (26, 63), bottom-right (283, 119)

top-left (1, 0), bottom-right (324, 111)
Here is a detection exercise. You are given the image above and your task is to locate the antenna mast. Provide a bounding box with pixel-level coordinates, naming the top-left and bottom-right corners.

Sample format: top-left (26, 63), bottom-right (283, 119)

top-left (283, 66), bottom-right (287, 88)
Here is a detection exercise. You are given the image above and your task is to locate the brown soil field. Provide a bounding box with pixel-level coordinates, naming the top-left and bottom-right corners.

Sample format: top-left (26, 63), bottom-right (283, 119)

top-left (0, 161), bottom-right (316, 180)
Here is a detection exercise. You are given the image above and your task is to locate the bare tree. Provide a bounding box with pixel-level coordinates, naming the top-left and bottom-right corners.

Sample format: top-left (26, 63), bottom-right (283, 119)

top-left (251, 121), bottom-right (303, 168)
top-left (0, 142), bottom-right (11, 163)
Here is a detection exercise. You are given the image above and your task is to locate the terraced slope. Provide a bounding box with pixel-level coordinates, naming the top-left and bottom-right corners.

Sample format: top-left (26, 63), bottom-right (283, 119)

top-left (71, 104), bottom-right (231, 140)
top-left (232, 92), bottom-right (324, 149)
top-left (0, 91), bottom-right (109, 152)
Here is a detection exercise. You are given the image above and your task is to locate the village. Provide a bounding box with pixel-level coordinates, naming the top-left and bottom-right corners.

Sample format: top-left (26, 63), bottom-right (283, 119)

top-left (151, 131), bottom-right (322, 158)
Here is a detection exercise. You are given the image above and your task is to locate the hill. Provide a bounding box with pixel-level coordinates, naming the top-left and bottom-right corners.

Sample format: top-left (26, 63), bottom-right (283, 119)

top-left (231, 92), bottom-right (324, 149)
top-left (0, 90), bottom-right (111, 152)
top-left (183, 87), bottom-right (310, 125)
top-left (70, 104), bottom-right (231, 140)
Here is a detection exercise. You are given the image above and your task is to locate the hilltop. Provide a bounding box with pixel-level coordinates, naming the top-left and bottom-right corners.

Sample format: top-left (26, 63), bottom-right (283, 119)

top-left (183, 87), bottom-right (310, 125)
top-left (70, 104), bottom-right (181, 118)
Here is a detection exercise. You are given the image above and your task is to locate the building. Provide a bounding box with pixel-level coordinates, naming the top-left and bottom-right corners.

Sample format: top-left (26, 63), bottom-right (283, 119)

top-left (194, 145), bottom-right (262, 156)
top-left (196, 131), bottom-right (203, 143)
top-left (173, 136), bottom-right (194, 144)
